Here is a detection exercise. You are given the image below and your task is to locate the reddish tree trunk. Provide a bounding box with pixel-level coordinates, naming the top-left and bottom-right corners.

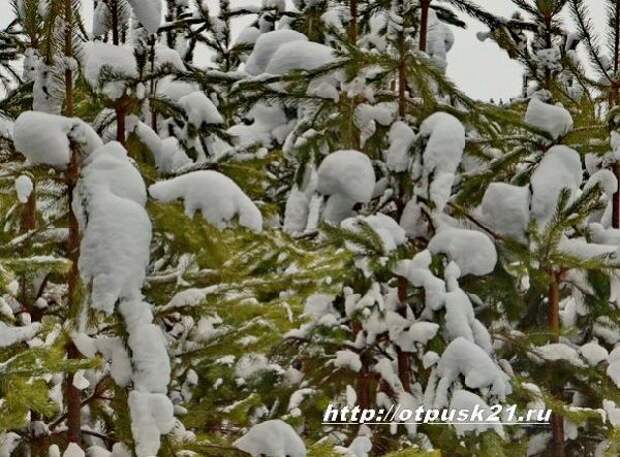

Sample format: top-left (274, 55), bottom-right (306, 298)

top-left (65, 342), bottom-right (82, 445)
top-left (614, 162), bottom-right (620, 229)
top-left (116, 104), bottom-right (126, 145)
top-left (419, 0), bottom-right (431, 52)
top-left (396, 277), bottom-right (412, 392)
top-left (349, 0), bottom-right (357, 43)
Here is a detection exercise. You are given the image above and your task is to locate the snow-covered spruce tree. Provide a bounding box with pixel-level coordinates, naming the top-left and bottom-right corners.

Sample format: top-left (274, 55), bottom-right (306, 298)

top-left (567, 0), bottom-right (620, 230)
top-left (223, 1), bottom-right (537, 455)
top-left (469, 2), bottom-right (620, 455)
top-left (0, 2), bottom-right (180, 457)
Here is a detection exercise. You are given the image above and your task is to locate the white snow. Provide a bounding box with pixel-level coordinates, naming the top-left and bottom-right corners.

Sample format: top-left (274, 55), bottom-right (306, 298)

top-left (418, 112), bottom-right (465, 211)
top-left (333, 350), bottom-right (362, 372)
top-left (14, 175), bottom-right (33, 203)
top-left (178, 91), bottom-right (224, 127)
top-left (149, 171), bottom-right (263, 232)
top-left (131, 120), bottom-right (192, 173)
top-left (234, 420), bottom-right (306, 457)
top-left (428, 228), bottom-right (497, 277)
top-left (426, 10), bottom-right (455, 70)
top-left (394, 250), bottom-right (446, 311)
top-left (13, 111), bottom-right (103, 167)
top-left (531, 343), bottom-right (585, 367)
top-left (128, 391), bottom-right (175, 457)
top-left (341, 214), bottom-right (406, 252)
top-left (435, 337), bottom-right (511, 407)
top-left (0, 321), bottom-right (41, 347)
top-left (244, 30), bottom-right (308, 75)
top-left (76, 143), bottom-right (151, 314)
top-left (265, 41), bottom-right (335, 75)
top-left (450, 390), bottom-right (504, 438)
top-left (228, 103), bottom-right (289, 148)
top-left (63, 443), bottom-right (85, 457)
top-left (385, 121), bottom-right (415, 172)
top-left (154, 44), bottom-right (185, 72)
top-left (524, 97), bottom-right (573, 140)
top-left (82, 43), bottom-right (138, 99)
top-left (317, 150), bottom-right (376, 224)
top-left (579, 340), bottom-right (608, 366)
top-left (607, 345), bottom-right (620, 387)
top-left (530, 145), bottom-right (582, 226)
top-left (478, 183), bottom-right (530, 242)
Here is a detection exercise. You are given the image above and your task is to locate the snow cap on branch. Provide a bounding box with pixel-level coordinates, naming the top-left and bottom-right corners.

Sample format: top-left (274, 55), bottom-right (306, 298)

top-left (149, 171), bottom-right (263, 232)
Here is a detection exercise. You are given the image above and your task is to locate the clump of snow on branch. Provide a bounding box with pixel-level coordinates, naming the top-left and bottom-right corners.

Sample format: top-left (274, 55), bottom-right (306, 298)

top-left (234, 420), bottom-right (306, 457)
top-left (149, 171), bottom-right (263, 232)
top-left (13, 111), bottom-right (103, 167)
top-left (525, 96), bottom-right (573, 140)
top-left (317, 150), bottom-right (376, 224)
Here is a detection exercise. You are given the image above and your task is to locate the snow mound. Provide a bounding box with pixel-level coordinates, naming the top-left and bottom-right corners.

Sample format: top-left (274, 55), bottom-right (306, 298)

top-left (149, 171), bottom-right (263, 232)
top-left (78, 141), bottom-right (147, 207)
top-left (479, 183), bottom-right (530, 242)
top-left (0, 321), bottom-right (41, 347)
top-left (428, 228), bottom-right (497, 276)
top-left (385, 121), bottom-right (415, 172)
top-left (579, 340), bottom-right (608, 366)
top-left (531, 343), bottom-right (585, 367)
top-left (530, 145), bottom-right (582, 226)
top-left (128, 391), bottom-right (175, 457)
top-left (450, 390), bottom-right (504, 438)
top-left (82, 43), bottom-right (137, 99)
top-left (608, 346), bottom-right (620, 387)
top-left (318, 150), bottom-right (376, 224)
top-left (234, 420), bottom-right (306, 457)
top-left (435, 337), bottom-right (511, 407)
top-left (228, 103), bottom-right (289, 147)
top-left (420, 112), bottom-right (465, 175)
top-left (341, 214), bottom-right (406, 252)
top-left (131, 120), bottom-right (192, 173)
top-left (179, 91), bottom-right (224, 127)
top-left (318, 150), bottom-right (375, 202)
top-left (245, 30), bottom-right (308, 75)
top-left (14, 175), bottom-right (33, 203)
top-left (265, 41), bottom-right (335, 75)
top-left (78, 192), bottom-right (151, 313)
top-left (154, 44), bottom-right (185, 72)
top-left (525, 97), bottom-right (573, 140)
top-left (426, 10), bottom-right (455, 70)
top-left (13, 111), bottom-right (102, 167)
top-left (75, 142), bottom-right (151, 314)
top-left (419, 112), bottom-right (465, 211)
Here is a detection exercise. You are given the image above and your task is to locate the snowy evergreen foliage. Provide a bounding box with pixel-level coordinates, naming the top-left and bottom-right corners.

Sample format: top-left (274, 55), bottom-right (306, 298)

top-left (2, 1), bottom-right (620, 457)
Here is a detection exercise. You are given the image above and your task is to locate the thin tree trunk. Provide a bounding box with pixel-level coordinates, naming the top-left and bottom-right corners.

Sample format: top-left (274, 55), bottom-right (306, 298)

top-left (612, 1), bottom-right (620, 228)
top-left (116, 104), bottom-right (126, 145)
top-left (111, 0), bottom-right (120, 46)
top-left (349, 0), bottom-right (357, 43)
top-left (352, 321), bottom-right (371, 409)
top-left (548, 270), bottom-right (565, 457)
top-left (395, 5), bottom-right (411, 390)
top-left (396, 277), bottom-right (412, 392)
top-left (419, 0), bottom-right (431, 52)
top-left (398, 34), bottom-right (407, 118)
top-left (614, 162), bottom-right (620, 228)
top-left (65, 342), bottom-right (82, 445)
top-left (63, 0), bottom-right (81, 444)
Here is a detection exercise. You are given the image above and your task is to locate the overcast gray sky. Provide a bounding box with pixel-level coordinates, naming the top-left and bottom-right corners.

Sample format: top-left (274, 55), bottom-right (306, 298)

top-left (0, 1), bottom-right (610, 101)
